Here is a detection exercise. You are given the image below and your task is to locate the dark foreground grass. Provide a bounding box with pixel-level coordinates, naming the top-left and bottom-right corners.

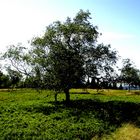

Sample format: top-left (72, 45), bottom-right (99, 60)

top-left (1, 89), bottom-right (140, 139)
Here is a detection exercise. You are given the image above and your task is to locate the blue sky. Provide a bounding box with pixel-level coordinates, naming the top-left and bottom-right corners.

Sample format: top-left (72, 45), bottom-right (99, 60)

top-left (0, 0), bottom-right (140, 68)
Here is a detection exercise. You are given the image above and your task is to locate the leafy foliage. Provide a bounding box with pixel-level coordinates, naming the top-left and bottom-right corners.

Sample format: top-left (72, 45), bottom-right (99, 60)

top-left (2, 44), bottom-right (32, 76)
top-left (1, 10), bottom-right (118, 102)
top-left (31, 10), bottom-right (118, 101)
top-left (0, 71), bottom-right (11, 88)
top-left (120, 59), bottom-right (140, 91)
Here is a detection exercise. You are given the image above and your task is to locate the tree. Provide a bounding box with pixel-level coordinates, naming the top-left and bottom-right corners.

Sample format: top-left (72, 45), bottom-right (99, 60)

top-left (7, 68), bottom-right (22, 89)
top-left (32, 10), bottom-right (98, 103)
top-left (2, 43), bottom-right (41, 89)
top-left (2, 44), bottom-right (32, 76)
top-left (120, 58), bottom-right (139, 91)
top-left (2, 10), bottom-right (118, 103)
top-left (31, 10), bottom-right (118, 102)
top-left (85, 43), bottom-right (118, 90)
top-left (0, 71), bottom-right (11, 88)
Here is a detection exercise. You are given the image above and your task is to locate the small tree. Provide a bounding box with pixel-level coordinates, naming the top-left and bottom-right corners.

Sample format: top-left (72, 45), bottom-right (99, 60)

top-left (2, 44), bottom-right (32, 76)
top-left (7, 68), bottom-right (22, 89)
top-left (0, 71), bottom-right (11, 88)
top-left (120, 58), bottom-right (139, 92)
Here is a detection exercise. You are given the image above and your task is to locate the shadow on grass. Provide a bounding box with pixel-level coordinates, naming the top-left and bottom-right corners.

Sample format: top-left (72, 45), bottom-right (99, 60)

top-left (50, 99), bottom-right (140, 129)
top-left (93, 92), bottom-right (105, 95)
top-left (26, 99), bottom-right (140, 126)
top-left (70, 92), bottom-right (90, 94)
top-left (67, 100), bottom-right (140, 125)
top-left (24, 99), bottom-right (140, 138)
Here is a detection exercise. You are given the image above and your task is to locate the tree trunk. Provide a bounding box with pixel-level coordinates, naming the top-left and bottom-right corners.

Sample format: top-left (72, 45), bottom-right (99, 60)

top-left (128, 84), bottom-right (131, 92)
top-left (64, 88), bottom-right (70, 104)
top-left (54, 92), bottom-right (58, 102)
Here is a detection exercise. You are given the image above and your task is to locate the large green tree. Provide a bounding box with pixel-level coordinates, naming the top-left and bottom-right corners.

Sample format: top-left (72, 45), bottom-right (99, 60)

top-left (31, 10), bottom-right (98, 102)
top-left (31, 10), bottom-right (118, 102)
top-left (2, 10), bottom-right (118, 103)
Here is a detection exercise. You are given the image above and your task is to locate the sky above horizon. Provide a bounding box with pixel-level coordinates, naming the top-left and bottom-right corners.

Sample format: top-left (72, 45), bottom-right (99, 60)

top-left (0, 0), bottom-right (140, 68)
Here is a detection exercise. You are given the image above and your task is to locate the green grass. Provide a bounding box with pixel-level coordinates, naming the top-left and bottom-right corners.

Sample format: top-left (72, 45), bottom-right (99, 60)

top-left (97, 123), bottom-right (140, 140)
top-left (1, 89), bottom-right (140, 139)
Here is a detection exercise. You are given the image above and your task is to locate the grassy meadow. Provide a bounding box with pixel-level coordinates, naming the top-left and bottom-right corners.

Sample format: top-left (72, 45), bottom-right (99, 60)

top-left (1, 89), bottom-right (140, 139)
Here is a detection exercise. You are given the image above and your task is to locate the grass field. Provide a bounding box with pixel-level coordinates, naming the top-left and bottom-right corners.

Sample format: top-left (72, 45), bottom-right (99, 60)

top-left (1, 88), bottom-right (140, 139)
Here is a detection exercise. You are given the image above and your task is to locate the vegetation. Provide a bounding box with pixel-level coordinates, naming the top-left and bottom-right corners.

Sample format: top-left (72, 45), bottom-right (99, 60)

top-left (98, 123), bottom-right (140, 140)
top-left (2, 10), bottom-right (118, 103)
top-left (2, 10), bottom-right (140, 96)
top-left (0, 89), bottom-right (140, 139)
top-left (1, 9), bottom-right (140, 139)
top-left (120, 58), bottom-right (140, 91)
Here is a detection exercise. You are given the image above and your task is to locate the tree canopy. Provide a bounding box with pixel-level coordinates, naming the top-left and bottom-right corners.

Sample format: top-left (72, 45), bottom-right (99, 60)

top-left (2, 10), bottom-right (118, 103)
top-left (120, 58), bottom-right (140, 91)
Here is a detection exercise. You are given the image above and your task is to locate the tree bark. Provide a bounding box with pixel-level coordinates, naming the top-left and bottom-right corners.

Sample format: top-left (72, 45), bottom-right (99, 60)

top-left (64, 88), bottom-right (70, 104)
top-left (54, 92), bottom-right (58, 102)
top-left (128, 84), bottom-right (131, 92)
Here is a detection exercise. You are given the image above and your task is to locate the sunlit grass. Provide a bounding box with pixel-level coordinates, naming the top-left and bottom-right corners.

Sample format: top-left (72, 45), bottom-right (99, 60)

top-left (70, 88), bottom-right (140, 97)
top-left (94, 123), bottom-right (140, 140)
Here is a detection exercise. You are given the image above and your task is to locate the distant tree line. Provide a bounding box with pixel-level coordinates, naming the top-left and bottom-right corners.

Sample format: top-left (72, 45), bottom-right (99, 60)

top-left (0, 69), bottom-right (21, 89)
